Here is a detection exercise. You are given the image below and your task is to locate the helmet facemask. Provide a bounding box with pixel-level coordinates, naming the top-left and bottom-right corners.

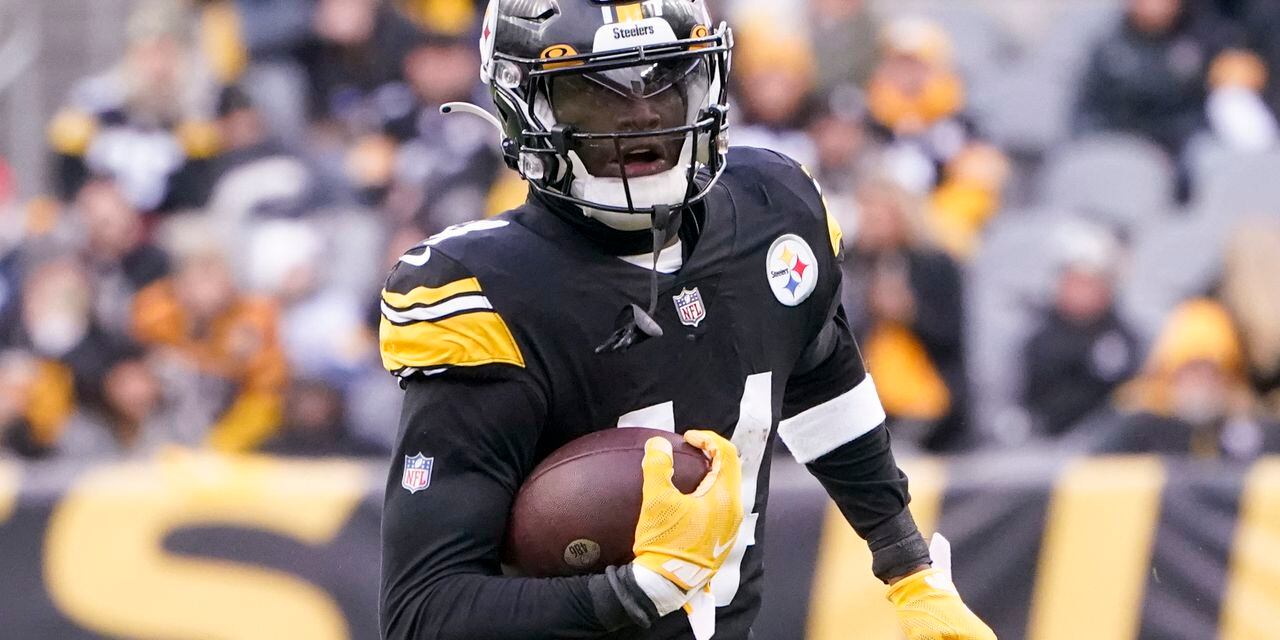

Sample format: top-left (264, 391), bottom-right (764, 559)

top-left (486, 23), bottom-right (733, 229)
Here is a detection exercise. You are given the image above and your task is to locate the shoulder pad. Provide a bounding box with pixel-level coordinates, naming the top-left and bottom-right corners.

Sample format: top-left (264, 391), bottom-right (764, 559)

top-left (379, 227), bottom-right (524, 379)
top-left (798, 164), bottom-right (844, 259)
top-left (726, 147), bottom-right (843, 258)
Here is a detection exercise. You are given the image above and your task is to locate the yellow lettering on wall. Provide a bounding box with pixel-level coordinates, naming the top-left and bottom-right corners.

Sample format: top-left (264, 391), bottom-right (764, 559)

top-left (807, 458), bottom-right (946, 640)
top-left (1219, 458), bottom-right (1280, 640)
top-left (1027, 456), bottom-right (1166, 640)
top-left (44, 452), bottom-right (367, 640)
top-left (0, 460), bottom-right (18, 522)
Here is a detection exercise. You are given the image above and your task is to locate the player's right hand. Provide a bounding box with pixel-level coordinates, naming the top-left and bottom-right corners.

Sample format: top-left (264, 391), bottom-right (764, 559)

top-left (632, 430), bottom-right (744, 593)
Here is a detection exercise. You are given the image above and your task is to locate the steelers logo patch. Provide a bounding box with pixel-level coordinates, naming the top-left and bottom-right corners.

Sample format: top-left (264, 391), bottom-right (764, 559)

top-left (766, 234), bottom-right (819, 306)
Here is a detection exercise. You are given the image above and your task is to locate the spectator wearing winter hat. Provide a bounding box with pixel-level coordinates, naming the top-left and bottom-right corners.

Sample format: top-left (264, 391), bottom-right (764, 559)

top-left (1105, 298), bottom-right (1280, 459)
top-left (864, 17), bottom-right (977, 191)
top-left (1073, 0), bottom-right (1237, 159)
top-left (730, 24), bottom-right (820, 168)
top-left (1021, 225), bottom-right (1142, 438)
top-left (47, 0), bottom-right (221, 214)
top-left (863, 17), bottom-right (1008, 260)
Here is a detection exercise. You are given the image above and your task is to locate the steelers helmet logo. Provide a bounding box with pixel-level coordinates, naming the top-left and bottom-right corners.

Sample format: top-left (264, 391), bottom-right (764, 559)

top-left (766, 234), bottom-right (819, 306)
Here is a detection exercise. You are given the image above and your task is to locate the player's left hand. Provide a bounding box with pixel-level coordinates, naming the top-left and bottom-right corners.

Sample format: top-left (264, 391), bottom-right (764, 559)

top-left (632, 430), bottom-right (743, 592)
top-left (887, 533), bottom-right (997, 640)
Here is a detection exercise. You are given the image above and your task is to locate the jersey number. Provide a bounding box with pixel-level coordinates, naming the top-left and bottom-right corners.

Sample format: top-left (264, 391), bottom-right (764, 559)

top-left (616, 372), bottom-right (773, 607)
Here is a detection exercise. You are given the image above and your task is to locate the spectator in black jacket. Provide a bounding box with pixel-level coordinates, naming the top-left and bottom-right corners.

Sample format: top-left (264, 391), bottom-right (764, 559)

top-left (75, 179), bottom-right (171, 337)
top-left (1074, 0), bottom-right (1237, 158)
top-left (1242, 0), bottom-right (1280, 118)
top-left (296, 0), bottom-right (424, 132)
top-left (1022, 226), bottom-right (1141, 437)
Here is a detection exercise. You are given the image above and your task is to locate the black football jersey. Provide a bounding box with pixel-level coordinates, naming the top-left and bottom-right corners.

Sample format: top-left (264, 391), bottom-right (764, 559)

top-left (380, 147), bottom-right (867, 639)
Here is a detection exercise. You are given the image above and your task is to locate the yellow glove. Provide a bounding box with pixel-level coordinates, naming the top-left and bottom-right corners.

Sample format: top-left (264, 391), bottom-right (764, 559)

top-left (888, 534), bottom-right (997, 640)
top-left (632, 430), bottom-right (744, 591)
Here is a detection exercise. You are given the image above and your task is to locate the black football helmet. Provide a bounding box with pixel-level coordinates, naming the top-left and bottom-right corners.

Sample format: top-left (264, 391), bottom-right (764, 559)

top-left (473, 0), bottom-right (733, 230)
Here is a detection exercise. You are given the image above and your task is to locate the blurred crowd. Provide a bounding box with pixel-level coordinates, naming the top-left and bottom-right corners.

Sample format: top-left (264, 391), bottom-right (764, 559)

top-left (1, 0), bottom-right (1279, 461)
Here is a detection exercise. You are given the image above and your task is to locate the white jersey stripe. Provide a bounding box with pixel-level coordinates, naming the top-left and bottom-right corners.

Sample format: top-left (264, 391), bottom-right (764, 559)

top-left (380, 295), bottom-right (494, 324)
top-left (778, 375), bottom-right (887, 464)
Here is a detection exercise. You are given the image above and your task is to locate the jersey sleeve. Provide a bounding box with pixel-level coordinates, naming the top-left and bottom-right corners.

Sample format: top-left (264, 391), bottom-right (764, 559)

top-left (378, 245), bottom-right (526, 381)
top-left (770, 149), bottom-right (880, 464)
top-left (381, 371), bottom-right (639, 639)
top-left (799, 163), bottom-right (846, 262)
top-left (776, 194), bottom-right (930, 581)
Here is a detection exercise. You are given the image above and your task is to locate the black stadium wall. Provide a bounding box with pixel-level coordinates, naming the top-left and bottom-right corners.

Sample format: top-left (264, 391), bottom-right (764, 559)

top-left (0, 453), bottom-right (1276, 639)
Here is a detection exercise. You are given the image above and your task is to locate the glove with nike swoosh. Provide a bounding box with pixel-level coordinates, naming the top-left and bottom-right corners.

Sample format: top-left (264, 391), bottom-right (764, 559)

top-left (888, 533), bottom-right (997, 640)
top-left (630, 430), bottom-right (744, 615)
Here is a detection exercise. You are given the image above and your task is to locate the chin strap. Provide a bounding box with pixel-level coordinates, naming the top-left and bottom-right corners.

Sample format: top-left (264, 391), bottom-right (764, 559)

top-left (595, 204), bottom-right (672, 353)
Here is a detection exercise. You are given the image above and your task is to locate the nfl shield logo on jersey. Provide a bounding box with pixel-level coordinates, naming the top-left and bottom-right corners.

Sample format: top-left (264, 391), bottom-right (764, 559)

top-left (673, 287), bottom-right (707, 327)
top-left (402, 454), bottom-right (434, 493)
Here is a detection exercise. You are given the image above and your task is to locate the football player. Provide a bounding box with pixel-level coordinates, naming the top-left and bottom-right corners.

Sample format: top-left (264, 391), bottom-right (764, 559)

top-left (378, 1), bottom-right (996, 639)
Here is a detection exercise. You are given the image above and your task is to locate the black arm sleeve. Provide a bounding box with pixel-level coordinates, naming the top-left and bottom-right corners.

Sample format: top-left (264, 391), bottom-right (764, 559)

top-left (783, 309), bottom-right (931, 583)
top-left (805, 428), bottom-right (931, 582)
top-left (380, 371), bottom-right (642, 640)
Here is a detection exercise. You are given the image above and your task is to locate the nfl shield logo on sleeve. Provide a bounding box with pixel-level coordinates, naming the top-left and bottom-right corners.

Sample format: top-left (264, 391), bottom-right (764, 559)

top-left (673, 287), bottom-right (707, 327)
top-left (402, 454), bottom-right (434, 493)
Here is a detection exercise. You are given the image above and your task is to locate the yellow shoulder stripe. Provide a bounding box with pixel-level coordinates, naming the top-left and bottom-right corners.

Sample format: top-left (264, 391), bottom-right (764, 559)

top-left (382, 278), bottom-right (483, 310)
top-left (800, 164), bottom-right (844, 257)
top-left (826, 206), bottom-right (844, 258)
top-left (379, 312), bottom-right (524, 372)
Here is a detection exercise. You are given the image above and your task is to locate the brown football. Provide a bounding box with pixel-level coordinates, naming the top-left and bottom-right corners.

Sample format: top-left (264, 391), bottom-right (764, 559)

top-left (503, 427), bottom-right (710, 577)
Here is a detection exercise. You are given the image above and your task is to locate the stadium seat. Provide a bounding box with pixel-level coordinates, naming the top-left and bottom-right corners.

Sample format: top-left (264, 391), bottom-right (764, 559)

top-left (1190, 147), bottom-right (1280, 222)
top-left (976, 2), bottom-right (1120, 155)
top-left (1036, 2), bottom-right (1122, 73)
top-left (1038, 134), bottom-right (1176, 231)
top-left (1117, 209), bottom-right (1227, 344)
top-left (978, 57), bottom-right (1078, 154)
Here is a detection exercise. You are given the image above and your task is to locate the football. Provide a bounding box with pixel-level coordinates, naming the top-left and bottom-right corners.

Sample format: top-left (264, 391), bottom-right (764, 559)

top-left (503, 427), bottom-right (711, 577)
